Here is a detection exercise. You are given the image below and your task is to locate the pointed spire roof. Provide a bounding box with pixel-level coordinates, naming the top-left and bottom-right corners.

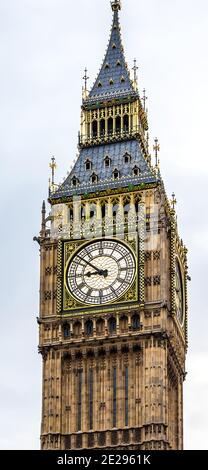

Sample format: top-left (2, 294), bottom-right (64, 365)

top-left (84, 1), bottom-right (138, 105)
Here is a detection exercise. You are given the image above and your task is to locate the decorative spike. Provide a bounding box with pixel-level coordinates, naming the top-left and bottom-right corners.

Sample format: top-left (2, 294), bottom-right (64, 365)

top-left (132, 59), bottom-right (138, 84)
top-left (49, 156), bottom-right (57, 185)
top-left (153, 138), bottom-right (160, 167)
top-left (142, 89), bottom-right (148, 111)
top-left (171, 193), bottom-right (177, 211)
top-left (41, 200), bottom-right (46, 235)
top-left (83, 67), bottom-right (89, 91)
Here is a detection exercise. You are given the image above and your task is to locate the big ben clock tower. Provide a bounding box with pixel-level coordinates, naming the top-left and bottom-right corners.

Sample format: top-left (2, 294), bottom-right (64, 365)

top-left (36, 0), bottom-right (188, 451)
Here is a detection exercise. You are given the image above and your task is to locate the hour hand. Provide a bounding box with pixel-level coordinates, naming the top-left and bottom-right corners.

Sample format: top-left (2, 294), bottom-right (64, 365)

top-left (85, 271), bottom-right (101, 277)
top-left (85, 270), bottom-right (108, 278)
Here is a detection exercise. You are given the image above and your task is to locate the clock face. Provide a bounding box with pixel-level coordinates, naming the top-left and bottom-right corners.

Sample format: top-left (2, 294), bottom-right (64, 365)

top-left (175, 260), bottom-right (184, 325)
top-left (66, 239), bottom-right (136, 305)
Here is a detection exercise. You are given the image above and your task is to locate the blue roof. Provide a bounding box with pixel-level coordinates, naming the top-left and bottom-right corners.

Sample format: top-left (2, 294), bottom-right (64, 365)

top-left (51, 140), bottom-right (158, 199)
top-left (84, 9), bottom-right (138, 105)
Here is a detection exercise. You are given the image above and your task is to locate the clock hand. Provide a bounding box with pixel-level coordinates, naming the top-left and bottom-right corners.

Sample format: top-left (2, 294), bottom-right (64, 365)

top-left (76, 254), bottom-right (102, 274)
top-left (86, 270), bottom-right (108, 278)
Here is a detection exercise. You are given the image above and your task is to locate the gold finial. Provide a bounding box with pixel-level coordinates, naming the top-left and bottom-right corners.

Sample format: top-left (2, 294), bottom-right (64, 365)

top-left (142, 88), bottom-right (148, 111)
top-left (153, 138), bottom-right (160, 167)
top-left (171, 192), bottom-right (177, 210)
top-left (83, 67), bottom-right (89, 92)
top-left (111, 0), bottom-right (121, 12)
top-left (49, 156), bottom-right (57, 186)
top-left (132, 59), bottom-right (138, 88)
top-left (146, 132), bottom-right (149, 152)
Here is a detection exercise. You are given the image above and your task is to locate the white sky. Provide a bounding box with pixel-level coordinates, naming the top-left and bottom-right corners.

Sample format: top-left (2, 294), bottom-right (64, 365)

top-left (0, 0), bottom-right (208, 450)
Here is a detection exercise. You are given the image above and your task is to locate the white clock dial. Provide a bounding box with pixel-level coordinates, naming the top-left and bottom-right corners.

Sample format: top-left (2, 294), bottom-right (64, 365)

top-left (175, 259), bottom-right (184, 325)
top-left (66, 239), bottom-right (136, 305)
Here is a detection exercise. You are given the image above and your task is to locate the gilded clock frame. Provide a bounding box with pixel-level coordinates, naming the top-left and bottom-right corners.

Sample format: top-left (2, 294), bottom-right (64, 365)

top-left (57, 235), bottom-right (142, 316)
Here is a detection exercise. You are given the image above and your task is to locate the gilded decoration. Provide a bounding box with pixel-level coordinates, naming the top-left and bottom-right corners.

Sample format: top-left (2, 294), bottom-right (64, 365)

top-left (57, 236), bottom-right (140, 316)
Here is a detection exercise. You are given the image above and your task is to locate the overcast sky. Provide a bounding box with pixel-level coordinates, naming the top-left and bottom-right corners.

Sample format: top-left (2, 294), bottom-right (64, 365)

top-left (0, 0), bottom-right (208, 450)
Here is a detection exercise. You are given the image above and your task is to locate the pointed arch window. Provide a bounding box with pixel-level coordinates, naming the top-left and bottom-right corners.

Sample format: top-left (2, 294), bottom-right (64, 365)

top-left (85, 159), bottom-right (92, 171)
top-left (91, 173), bottom-right (98, 184)
top-left (132, 313), bottom-right (140, 330)
top-left (97, 81), bottom-right (102, 88)
top-left (104, 156), bottom-right (111, 168)
top-left (92, 120), bottom-right (98, 138)
top-left (112, 43), bottom-right (117, 49)
top-left (123, 152), bottom-right (131, 164)
top-left (108, 317), bottom-right (116, 334)
top-left (109, 78), bottom-right (114, 85)
top-left (71, 176), bottom-right (79, 187)
top-left (123, 115), bottom-right (129, 132)
top-left (108, 117), bottom-right (113, 135)
top-left (116, 60), bottom-right (121, 66)
top-left (133, 165), bottom-right (140, 177)
top-left (104, 63), bottom-right (110, 69)
top-left (85, 319), bottom-right (93, 337)
top-left (100, 119), bottom-right (105, 136)
top-left (120, 76), bottom-right (125, 83)
top-left (113, 169), bottom-right (120, 180)
top-left (63, 323), bottom-right (70, 338)
top-left (74, 321), bottom-right (82, 338)
top-left (115, 116), bottom-right (121, 133)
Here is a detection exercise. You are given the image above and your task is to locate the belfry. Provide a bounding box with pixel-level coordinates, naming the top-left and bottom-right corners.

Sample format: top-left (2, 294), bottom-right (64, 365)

top-left (36, 0), bottom-right (188, 450)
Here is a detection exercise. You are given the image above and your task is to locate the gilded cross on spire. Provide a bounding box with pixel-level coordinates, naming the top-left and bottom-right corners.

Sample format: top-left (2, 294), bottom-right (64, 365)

top-left (83, 68), bottom-right (89, 91)
top-left (49, 156), bottom-right (57, 185)
top-left (142, 89), bottom-right (148, 111)
top-left (111, 0), bottom-right (121, 12)
top-left (132, 59), bottom-right (138, 83)
top-left (153, 138), bottom-right (160, 167)
top-left (171, 192), bottom-right (177, 210)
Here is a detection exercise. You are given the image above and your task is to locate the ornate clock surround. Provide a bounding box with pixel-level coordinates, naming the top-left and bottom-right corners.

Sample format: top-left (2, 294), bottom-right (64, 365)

top-left (57, 235), bottom-right (141, 316)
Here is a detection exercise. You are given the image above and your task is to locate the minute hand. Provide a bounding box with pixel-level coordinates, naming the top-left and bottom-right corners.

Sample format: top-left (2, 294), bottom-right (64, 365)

top-left (76, 255), bottom-right (102, 274)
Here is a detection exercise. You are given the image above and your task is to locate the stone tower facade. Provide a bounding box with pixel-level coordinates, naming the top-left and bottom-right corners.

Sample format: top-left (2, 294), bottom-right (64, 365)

top-left (36, 0), bottom-right (188, 451)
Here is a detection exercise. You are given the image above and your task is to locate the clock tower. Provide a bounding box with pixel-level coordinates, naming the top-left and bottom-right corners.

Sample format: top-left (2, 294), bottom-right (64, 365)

top-left (36, 0), bottom-right (188, 450)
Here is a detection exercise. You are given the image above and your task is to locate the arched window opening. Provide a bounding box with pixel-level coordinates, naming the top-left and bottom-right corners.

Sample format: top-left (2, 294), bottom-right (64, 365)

top-left (96, 319), bottom-right (105, 336)
top-left (92, 120), bottom-right (98, 138)
top-left (108, 317), bottom-right (116, 334)
top-left (113, 169), bottom-right (119, 180)
top-left (123, 152), bottom-right (131, 164)
top-left (100, 119), bottom-right (105, 136)
top-left (104, 156), bottom-right (111, 168)
top-left (85, 159), bottom-right (92, 171)
top-left (85, 320), bottom-right (93, 337)
top-left (115, 116), bottom-right (121, 133)
top-left (120, 315), bottom-right (128, 333)
top-left (73, 321), bottom-right (82, 338)
top-left (91, 173), bottom-right (98, 184)
top-left (108, 117), bottom-right (113, 135)
top-left (132, 314), bottom-right (140, 330)
top-left (133, 166), bottom-right (140, 177)
top-left (63, 323), bottom-right (70, 338)
top-left (123, 115), bottom-right (129, 132)
top-left (71, 176), bottom-right (79, 187)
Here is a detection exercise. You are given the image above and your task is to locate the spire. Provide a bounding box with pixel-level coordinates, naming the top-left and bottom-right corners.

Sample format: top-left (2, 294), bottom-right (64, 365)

top-left (86, 0), bottom-right (137, 103)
